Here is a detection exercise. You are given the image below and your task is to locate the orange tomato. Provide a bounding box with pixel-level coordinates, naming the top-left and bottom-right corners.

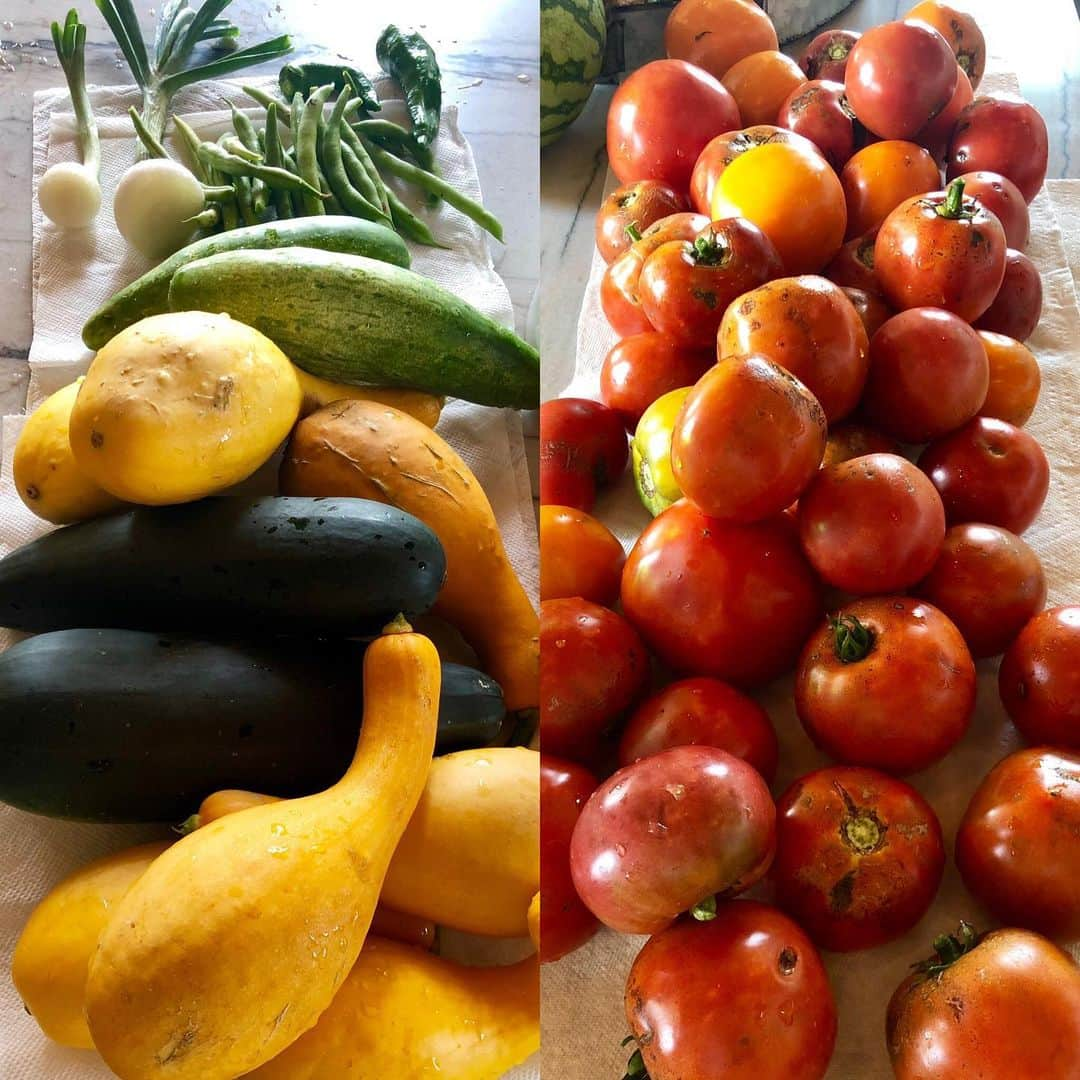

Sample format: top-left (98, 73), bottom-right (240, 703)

top-left (721, 50), bottom-right (806, 127)
top-left (540, 504), bottom-right (626, 606)
top-left (977, 330), bottom-right (1041, 427)
top-left (839, 140), bottom-right (942, 239)
top-left (906, 0), bottom-right (986, 88)
top-left (711, 143), bottom-right (846, 274)
top-left (665, 0), bottom-right (779, 81)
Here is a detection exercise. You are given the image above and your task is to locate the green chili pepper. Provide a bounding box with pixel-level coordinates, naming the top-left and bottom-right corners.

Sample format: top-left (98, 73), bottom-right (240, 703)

top-left (376, 25), bottom-right (442, 147)
top-left (279, 61), bottom-right (380, 113)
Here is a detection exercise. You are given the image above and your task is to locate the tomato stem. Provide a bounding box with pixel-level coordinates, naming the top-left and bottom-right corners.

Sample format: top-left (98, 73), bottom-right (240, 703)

top-left (692, 227), bottom-right (730, 268)
top-left (936, 178), bottom-right (973, 220)
top-left (625, 222), bottom-right (643, 244)
top-left (691, 895), bottom-right (718, 921)
top-left (831, 614), bottom-right (875, 663)
top-left (913, 921), bottom-right (981, 979)
top-left (621, 1037), bottom-right (650, 1080)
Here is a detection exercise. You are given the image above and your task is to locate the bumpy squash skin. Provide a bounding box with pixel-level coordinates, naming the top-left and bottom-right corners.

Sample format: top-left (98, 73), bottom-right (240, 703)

top-left (249, 937), bottom-right (539, 1080)
top-left (281, 401), bottom-right (539, 715)
top-left (69, 311), bottom-right (301, 505)
top-left (11, 841), bottom-right (169, 1049)
top-left (84, 628), bottom-right (440, 1080)
top-left (294, 367), bottom-right (443, 427)
top-left (12, 379), bottom-right (127, 524)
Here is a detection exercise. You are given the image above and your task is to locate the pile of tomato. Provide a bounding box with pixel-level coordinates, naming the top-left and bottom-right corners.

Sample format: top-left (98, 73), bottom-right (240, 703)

top-left (538, 1), bottom-right (1080, 1077)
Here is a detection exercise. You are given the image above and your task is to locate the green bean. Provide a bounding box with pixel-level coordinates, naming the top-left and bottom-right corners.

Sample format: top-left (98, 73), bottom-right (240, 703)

top-left (385, 187), bottom-right (448, 248)
top-left (227, 105), bottom-right (269, 216)
top-left (196, 142), bottom-right (324, 196)
top-left (352, 118), bottom-right (437, 174)
top-left (319, 88), bottom-right (392, 225)
top-left (242, 83), bottom-right (289, 113)
top-left (219, 196), bottom-right (239, 230)
top-left (229, 103), bottom-right (260, 151)
top-left (234, 175), bottom-right (259, 225)
top-left (128, 106), bottom-right (170, 159)
top-left (297, 84), bottom-right (334, 215)
top-left (263, 102), bottom-right (294, 220)
top-left (365, 142), bottom-right (503, 242)
top-left (337, 139), bottom-right (381, 207)
top-left (340, 122), bottom-right (390, 215)
top-left (171, 115), bottom-right (209, 181)
top-left (201, 184), bottom-right (236, 201)
top-left (221, 135), bottom-right (261, 163)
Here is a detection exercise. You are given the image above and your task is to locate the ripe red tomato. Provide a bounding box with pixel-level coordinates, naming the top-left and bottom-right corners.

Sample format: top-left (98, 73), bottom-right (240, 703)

top-left (798, 454), bottom-right (946, 594)
top-left (621, 501), bottom-right (822, 688)
top-left (672, 355), bottom-right (826, 522)
top-left (539, 597), bottom-right (649, 763)
top-left (600, 331), bottom-right (713, 430)
top-left (539, 505), bottom-right (626, 607)
top-left (540, 755), bottom-right (600, 963)
top-left (956, 170), bottom-right (1030, 249)
top-left (875, 178), bottom-right (1007, 322)
top-left (772, 766), bottom-right (945, 951)
top-left (824, 229), bottom-right (880, 293)
top-left (861, 307), bottom-right (989, 443)
top-left (625, 901), bottom-right (838, 1080)
top-left (795, 597), bottom-right (975, 773)
top-left (919, 416), bottom-right (1049, 534)
top-left (664, 0), bottom-right (779, 82)
top-left (887, 924), bottom-right (1080, 1079)
top-left (976, 330), bottom-right (1041, 427)
top-left (638, 219), bottom-right (783, 347)
top-left (914, 65), bottom-right (972, 163)
top-left (539, 398), bottom-right (629, 511)
top-left (956, 747), bottom-right (1080, 940)
top-left (721, 50), bottom-right (807, 128)
top-left (822, 422), bottom-right (901, 467)
top-left (570, 746), bottom-right (776, 934)
top-left (845, 20), bottom-right (957, 139)
top-left (690, 125), bottom-right (820, 215)
top-left (841, 285), bottom-right (894, 338)
top-left (839, 140), bottom-right (942, 240)
top-left (595, 180), bottom-right (689, 264)
top-left (999, 606), bottom-right (1080, 749)
top-left (618, 677), bottom-right (779, 782)
top-left (906, 1), bottom-right (986, 88)
top-left (777, 80), bottom-right (858, 171)
top-left (974, 248), bottom-right (1043, 342)
top-left (607, 59), bottom-right (741, 190)
top-left (800, 28), bottom-right (861, 83)
top-left (717, 275), bottom-right (870, 422)
top-left (600, 212), bottom-right (710, 337)
top-left (915, 523), bottom-right (1046, 658)
top-left (946, 94), bottom-right (1049, 203)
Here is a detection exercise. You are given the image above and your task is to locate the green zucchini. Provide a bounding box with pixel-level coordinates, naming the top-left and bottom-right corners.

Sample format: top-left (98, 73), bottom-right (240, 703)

top-left (82, 216), bottom-right (410, 350)
top-left (0, 629), bottom-right (503, 822)
top-left (167, 247), bottom-right (540, 409)
top-left (0, 496), bottom-right (445, 636)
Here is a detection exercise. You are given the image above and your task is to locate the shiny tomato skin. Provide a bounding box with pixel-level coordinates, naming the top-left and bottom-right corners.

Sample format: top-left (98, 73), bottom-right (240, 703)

top-left (539, 398), bottom-right (629, 511)
top-left (721, 49), bottom-right (806, 128)
top-left (607, 59), bottom-right (742, 190)
top-left (539, 597), bottom-right (650, 763)
top-left (618, 677), bottom-right (779, 782)
top-left (914, 65), bottom-right (972, 163)
top-left (915, 523), bottom-right (1046, 658)
top-left (801, 28), bottom-right (861, 83)
top-left (906, 1), bottom-right (987, 88)
top-left (570, 746), bottom-right (776, 934)
top-left (672, 355), bottom-right (827, 522)
top-left (845, 20), bottom-right (957, 140)
top-left (690, 125), bottom-right (820, 215)
top-left (919, 416), bottom-right (1049, 534)
top-left (956, 170), bottom-right (1030, 249)
top-left (664, 0), bottom-right (779, 81)
top-left (822, 422), bottom-right (901, 467)
top-left (718, 275), bottom-right (870, 422)
top-left (999, 606), bottom-right (1080, 749)
top-left (796, 596), bottom-right (976, 774)
top-left (946, 93), bottom-right (1049, 203)
top-left (773, 766), bottom-right (945, 951)
top-left (862, 307), bottom-right (989, 443)
top-left (638, 219), bottom-right (784, 347)
top-left (976, 330), bottom-right (1041, 426)
top-left (600, 331), bottom-right (713, 430)
top-left (621, 501), bottom-right (822, 688)
top-left (875, 183), bottom-right (1007, 322)
top-left (824, 229), bottom-right (880, 293)
top-left (777, 80), bottom-right (858, 171)
top-left (626, 901), bottom-right (838, 1080)
top-left (540, 755), bottom-right (600, 963)
top-left (539, 505), bottom-right (626, 607)
top-left (886, 927), bottom-right (1080, 1079)
top-left (956, 747), bottom-right (1080, 940)
top-left (595, 180), bottom-right (689, 264)
top-left (973, 248), bottom-right (1043, 342)
top-left (839, 140), bottom-right (942, 240)
top-left (798, 454), bottom-right (946, 595)
top-left (841, 286), bottom-right (894, 338)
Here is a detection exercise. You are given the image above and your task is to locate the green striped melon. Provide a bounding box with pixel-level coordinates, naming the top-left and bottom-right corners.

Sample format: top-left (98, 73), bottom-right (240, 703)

top-left (541, 0), bottom-right (607, 147)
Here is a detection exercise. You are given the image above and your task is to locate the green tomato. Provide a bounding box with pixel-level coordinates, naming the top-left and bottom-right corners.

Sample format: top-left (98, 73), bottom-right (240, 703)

top-left (631, 386), bottom-right (692, 517)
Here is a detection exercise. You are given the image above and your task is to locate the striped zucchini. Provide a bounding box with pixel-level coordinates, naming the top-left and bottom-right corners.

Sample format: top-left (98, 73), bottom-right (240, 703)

top-left (168, 247), bottom-right (540, 409)
top-left (82, 217), bottom-right (410, 350)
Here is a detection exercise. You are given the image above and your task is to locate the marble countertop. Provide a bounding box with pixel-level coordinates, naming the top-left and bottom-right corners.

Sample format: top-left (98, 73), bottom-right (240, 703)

top-left (0, 0), bottom-right (538, 411)
top-left (540, 0), bottom-right (1080, 398)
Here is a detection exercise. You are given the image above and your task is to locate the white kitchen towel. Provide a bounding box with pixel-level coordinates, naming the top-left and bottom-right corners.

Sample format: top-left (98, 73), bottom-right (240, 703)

top-left (0, 75), bottom-right (538, 1080)
top-left (543, 65), bottom-right (1080, 1080)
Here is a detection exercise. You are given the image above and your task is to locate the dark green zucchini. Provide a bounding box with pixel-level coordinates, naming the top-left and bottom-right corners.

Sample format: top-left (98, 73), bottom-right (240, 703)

top-left (0, 497), bottom-right (445, 636)
top-left (0, 629), bottom-right (504, 822)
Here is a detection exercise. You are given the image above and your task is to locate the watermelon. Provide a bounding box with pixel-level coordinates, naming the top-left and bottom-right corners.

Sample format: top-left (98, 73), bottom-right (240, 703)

top-left (541, 0), bottom-right (607, 147)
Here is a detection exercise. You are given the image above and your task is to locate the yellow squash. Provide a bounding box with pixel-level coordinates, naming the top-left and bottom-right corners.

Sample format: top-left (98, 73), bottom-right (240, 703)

top-left (84, 622), bottom-right (439, 1080)
top-left (280, 401), bottom-right (539, 716)
top-left (250, 937), bottom-right (539, 1080)
top-left (293, 367), bottom-right (443, 427)
top-left (69, 310), bottom-right (301, 505)
top-left (12, 378), bottom-right (127, 524)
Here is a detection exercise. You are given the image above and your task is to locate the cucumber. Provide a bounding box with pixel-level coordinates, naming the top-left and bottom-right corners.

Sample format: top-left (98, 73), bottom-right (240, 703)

top-left (0, 629), bottom-right (503, 822)
top-left (0, 496), bottom-right (445, 636)
top-left (82, 217), bottom-right (410, 350)
top-left (167, 247), bottom-right (540, 409)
